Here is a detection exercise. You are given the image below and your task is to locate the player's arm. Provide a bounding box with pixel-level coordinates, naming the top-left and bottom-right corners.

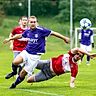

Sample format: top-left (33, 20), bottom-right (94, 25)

top-left (3, 34), bottom-right (22, 44)
top-left (71, 47), bottom-right (91, 56)
top-left (50, 31), bottom-right (70, 43)
top-left (70, 64), bottom-right (78, 88)
top-left (9, 33), bottom-right (13, 50)
top-left (70, 76), bottom-right (76, 88)
top-left (71, 47), bottom-right (96, 59)
top-left (91, 35), bottom-right (94, 48)
top-left (90, 53), bottom-right (96, 59)
top-left (78, 32), bottom-right (81, 43)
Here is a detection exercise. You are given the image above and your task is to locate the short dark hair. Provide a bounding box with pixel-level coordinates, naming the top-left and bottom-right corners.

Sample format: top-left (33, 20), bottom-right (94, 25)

top-left (76, 52), bottom-right (84, 58)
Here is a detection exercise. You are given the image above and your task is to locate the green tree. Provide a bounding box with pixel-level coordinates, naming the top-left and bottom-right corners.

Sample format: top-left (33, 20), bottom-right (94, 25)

top-left (31, 0), bottom-right (59, 16)
top-left (55, 0), bottom-right (96, 24)
top-left (0, 0), bottom-right (5, 26)
top-left (54, 0), bottom-right (70, 22)
top-left (74, 0), bottom-right (96, 23)
top-left (2, 0), bottom-right (27, 16)
top-left (0, 0), bottom-right (59, 16)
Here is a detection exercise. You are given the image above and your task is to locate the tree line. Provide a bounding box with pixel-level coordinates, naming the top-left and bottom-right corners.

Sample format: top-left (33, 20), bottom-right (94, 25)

top-left (0, 0), bottom-right (96, 23)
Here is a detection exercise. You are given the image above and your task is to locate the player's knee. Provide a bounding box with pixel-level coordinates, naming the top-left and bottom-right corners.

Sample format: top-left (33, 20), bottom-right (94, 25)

top-left (13, 56), bottom-right (23, 65)
top-left (19, 69), bottom-right (27, 78)
top-left (12, 60), bottom-right (20, 65)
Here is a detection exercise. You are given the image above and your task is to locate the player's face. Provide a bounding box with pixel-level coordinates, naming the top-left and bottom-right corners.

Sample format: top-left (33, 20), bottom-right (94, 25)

top-left (74, 53), bottom-right (83, 61)
top-left (21, 17), bottom-right (28, 26)
top-left (28, 18), bottom-right (37, 29)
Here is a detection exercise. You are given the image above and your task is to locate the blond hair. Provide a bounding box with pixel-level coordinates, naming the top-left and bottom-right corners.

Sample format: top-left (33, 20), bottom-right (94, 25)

top-left (28, 16), bottom-right (37, 21)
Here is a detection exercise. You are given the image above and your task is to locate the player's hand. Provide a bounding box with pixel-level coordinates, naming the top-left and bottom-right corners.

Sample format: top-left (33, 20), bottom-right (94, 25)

top-left (90, 53), bottom-right (96, 59)
top-left (64, 37), bottom-right (70, 43)
top-left (70, 82), bottom-right (75, 88)
top-left (3, 38), bottom-right (10, 44)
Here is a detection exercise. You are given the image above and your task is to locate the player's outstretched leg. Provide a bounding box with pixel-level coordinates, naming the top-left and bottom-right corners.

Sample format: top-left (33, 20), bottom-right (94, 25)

top-left (9, 69), bottom-right (27, 89)
top-left (10, 75), bottom-right (25, 89)
top-left (15, 65), bottom-right (23, 79)
top-left (5, 63), bottom-right (18, 79)
top-left (18, 65), bottom-right (22, 75)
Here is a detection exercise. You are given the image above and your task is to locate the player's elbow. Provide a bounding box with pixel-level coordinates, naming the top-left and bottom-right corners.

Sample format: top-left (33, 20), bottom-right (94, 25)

top-left (27, 78), bottom-right (32, 83)
top-left (27, 76), bottom-right (35, 83)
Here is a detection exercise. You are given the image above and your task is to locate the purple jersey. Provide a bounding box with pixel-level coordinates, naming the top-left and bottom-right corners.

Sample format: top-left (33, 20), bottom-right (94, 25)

top-left (22, 26), bottom-right (51, 54)
top-left (80, 29), bottom-right (93, 46)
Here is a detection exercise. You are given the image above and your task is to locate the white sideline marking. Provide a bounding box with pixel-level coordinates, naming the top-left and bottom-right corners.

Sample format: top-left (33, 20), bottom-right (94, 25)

top-left (18, 88), bottom-right (64, 96)
top-left (0, 85), bottom-right (64, 96)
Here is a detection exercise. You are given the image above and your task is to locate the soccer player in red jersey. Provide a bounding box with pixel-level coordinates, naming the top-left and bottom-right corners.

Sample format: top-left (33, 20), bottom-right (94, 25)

top-left (27, 47), bottom-right (96, 88)
top-left (5, 16), bottom-right (28, 79)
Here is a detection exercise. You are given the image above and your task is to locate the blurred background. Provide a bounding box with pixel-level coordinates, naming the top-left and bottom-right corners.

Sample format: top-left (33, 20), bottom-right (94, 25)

top-left (1, 0), bottom-right (96, 50)
top-left (1, 0), bottom-right (96, 23)
top-left (1, 1), bottom-right (96, 96)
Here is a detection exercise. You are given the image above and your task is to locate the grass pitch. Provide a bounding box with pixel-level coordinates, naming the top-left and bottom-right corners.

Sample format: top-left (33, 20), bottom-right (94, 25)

top-left (1, 16), bottom-right (96, 96)
top-left (1, 50), bottom-right (96, 96)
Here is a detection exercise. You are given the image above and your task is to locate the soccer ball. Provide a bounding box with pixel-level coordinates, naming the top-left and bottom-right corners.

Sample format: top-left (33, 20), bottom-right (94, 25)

top-left (80, 18), bottom-right (92, 29)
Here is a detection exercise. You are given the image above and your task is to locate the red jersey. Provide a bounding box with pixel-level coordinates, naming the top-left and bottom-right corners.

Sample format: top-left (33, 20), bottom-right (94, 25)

top-left (11, 26), bottom-right (28, 51)
top-left (51, 51), bottom-right (78, 78)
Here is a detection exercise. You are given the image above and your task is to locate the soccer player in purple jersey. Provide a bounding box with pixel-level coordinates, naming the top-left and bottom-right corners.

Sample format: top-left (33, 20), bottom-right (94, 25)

top-left (3, 16), bottom-right (70, 89)
top-left (79, 18), bottom-right (94, 65)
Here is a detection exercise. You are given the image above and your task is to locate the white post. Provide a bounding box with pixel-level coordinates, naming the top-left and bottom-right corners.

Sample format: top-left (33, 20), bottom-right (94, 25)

top-left (28, 0), bottom-right (31, 17)
top-left (70, 0), bottom-right (73, 49)
top-left (75, 28), bottom-right (78, 47)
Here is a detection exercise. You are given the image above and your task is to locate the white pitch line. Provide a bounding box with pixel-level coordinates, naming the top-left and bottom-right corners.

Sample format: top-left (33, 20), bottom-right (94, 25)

top-left (17, 88), bottom-right (64, 96)
top-left (0, 85), bottom-right (64, 96)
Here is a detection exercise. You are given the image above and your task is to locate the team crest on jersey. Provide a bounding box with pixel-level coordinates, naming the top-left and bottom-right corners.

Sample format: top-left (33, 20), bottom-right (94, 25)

top-left (84, 32), bottom-right (90, 37)
top-left (35, 34), bottom-right (38, 38)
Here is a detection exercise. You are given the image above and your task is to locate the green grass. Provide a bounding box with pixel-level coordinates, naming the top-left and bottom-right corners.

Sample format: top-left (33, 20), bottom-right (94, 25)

top-left (1, 50), bottom-right (96, 96)
top-left (1, 16), bottom-right (96, 96)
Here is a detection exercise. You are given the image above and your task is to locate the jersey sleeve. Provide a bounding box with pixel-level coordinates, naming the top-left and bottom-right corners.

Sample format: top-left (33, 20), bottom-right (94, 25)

top-left (71, 64), bottom-right (78, 78)
top-left (41, 27), bottom-right (51, 37)
top-left (11, 28), bottom-right (16, 35)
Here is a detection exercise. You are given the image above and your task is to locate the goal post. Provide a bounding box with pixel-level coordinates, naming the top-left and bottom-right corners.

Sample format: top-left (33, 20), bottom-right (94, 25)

top-left (74, 27), bottom-right (96, 48)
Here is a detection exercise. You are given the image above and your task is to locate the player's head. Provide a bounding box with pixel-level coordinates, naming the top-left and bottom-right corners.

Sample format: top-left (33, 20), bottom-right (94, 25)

top-left (19, 16), bottom-right (28, 26)
top-left (80, 18), bottom-right (92, 29)
top-left (28, 16), bottom-right (38, 29)
top-left (73, 52), bottom-right (84, 62)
